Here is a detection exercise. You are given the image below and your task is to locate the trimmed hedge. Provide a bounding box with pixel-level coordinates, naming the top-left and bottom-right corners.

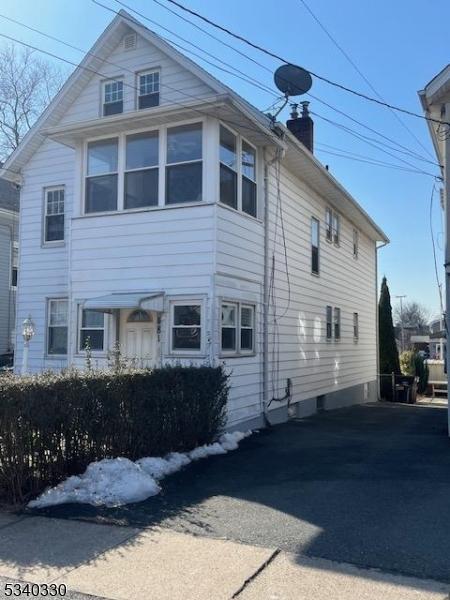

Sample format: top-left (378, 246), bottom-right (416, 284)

top-left (0, 365), bottom-right (229, 504)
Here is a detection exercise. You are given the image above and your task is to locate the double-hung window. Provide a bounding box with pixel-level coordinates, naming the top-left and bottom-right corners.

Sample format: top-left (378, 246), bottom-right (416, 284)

top-left (125, 131), bottom-right (159, 209)
top-left (326, 306), bottom-right (332, 340)
top-left (219, 126), bottom-right (238, 210)
top-left (353, 228), bottom-right (359, 258)
top-left (221, 301), bottom-right (255, 355)
top-left (353, 312), bottom-right (359, 340)
top-left (166, 123), bottom-right (202, 205)
top-left (171, 303), bottom-right (202, 352)
top-left (334, 307), bottom-right (341, 340)
top-left (311, 217), bottom-right (320, 275)
top-left (79, 309), bottom-right (105, 352)
top-left (103, 80), bottom-right (123, 116)
top-left (325, 207), bottom-right (340, 245)
top-left (138, 70), bottom-right (160, 109)
top-left (85, 139), bottom-right (118, 213)
top-left (10, 241), bottom-right (18, 289)
top-left (219, 125), bottom-right (257, 217)
top-left (44, 187), bottom-right (64, 243)
top-left (241, 141), bottom-right (257, 216)
top-left (47, 299), bottom-right (68, 355)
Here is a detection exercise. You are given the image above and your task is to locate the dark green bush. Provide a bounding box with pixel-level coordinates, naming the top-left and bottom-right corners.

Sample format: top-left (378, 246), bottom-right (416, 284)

top-left (0, 365), bottom-right (229, 504)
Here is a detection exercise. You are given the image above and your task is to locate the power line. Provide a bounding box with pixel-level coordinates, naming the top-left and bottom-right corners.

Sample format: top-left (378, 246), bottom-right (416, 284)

top-left (429, 184), bottom-right (444, 315)
top-left (91, 1), bottom-right (278, 98)
top-left (160, 0), bottom-right (449, 126)
top-left (315, 145), bottom-right (439, 177)
top-left (112, 0), bottom-right (442, 170)
top-left (312, 110), bottom-right (441, 179)
top-left (0, 29), bottom-right (276, 142)
top-left (308, 92), bottom-right (442, 169)
top-left (297, 0), bottom-right (435, 159)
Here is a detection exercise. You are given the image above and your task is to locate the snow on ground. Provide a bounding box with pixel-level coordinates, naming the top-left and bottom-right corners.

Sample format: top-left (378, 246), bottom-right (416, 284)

top-left (28, 431), bottom-right (252, 509)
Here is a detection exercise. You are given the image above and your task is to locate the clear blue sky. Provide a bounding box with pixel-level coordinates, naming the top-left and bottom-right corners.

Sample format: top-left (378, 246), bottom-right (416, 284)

top-left (2, 0), bottom-right (449, 319)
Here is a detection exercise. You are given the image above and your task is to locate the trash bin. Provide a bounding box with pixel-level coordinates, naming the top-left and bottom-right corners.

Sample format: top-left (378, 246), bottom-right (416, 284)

top-left (394, 375), bottom-right (417, 404)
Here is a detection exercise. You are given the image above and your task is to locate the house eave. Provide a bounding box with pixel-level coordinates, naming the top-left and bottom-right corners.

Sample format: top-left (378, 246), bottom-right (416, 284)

top-left (280, 126), bottom-right (389, 243)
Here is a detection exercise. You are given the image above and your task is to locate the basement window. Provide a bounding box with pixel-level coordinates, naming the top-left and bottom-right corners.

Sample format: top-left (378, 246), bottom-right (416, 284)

top-left (103, 80), bottom-right (123, 116)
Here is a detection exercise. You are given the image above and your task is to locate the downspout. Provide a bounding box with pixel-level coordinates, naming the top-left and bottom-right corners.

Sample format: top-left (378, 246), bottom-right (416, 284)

top-left (375, 240), bottom-right (388, 400)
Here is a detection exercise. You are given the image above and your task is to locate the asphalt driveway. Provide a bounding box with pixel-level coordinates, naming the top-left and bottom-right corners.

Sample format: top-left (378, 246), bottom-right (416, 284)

top-left (34, 402), bottom-right (450, 583)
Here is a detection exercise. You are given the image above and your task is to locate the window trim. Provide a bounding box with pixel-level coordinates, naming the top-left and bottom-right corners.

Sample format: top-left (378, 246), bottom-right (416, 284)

top-left (311, 217), bottom-right (320, 276)
top-left (353, 228), bottom-right (359, 259)
top-left (220, 299), bottom-right (256, 357)
top-left (326, 305), bottom-right (333, 341)
top-left (325, 207), bottom-right (340, 246)
top-left (101, 78), bottom-right (124, 117)
top-left (43, 185), bottom-right (65, 246)
top-left (46, 298), bottom-right (69, 357)
top-left (353, 312), bottom-right (359, 341)
top-left (334, 307), bottom-right (341, 341)
top-left (77, 306), bottom-right (108, 355)
top-left (168, 299), bottom-right (205, 356)
top-left (218, 122), bottom-right (258, 218)
top-left (10, 240), bottom-right (18, 290)
top-left (137, 69), bottom-right (160, 110)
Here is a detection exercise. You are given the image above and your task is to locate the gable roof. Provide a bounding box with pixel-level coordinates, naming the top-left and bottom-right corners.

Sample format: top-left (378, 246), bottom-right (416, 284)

top-left (0, 9), bottom-right (387, 243)
top-left (0, 9), bottom-right (272, 184)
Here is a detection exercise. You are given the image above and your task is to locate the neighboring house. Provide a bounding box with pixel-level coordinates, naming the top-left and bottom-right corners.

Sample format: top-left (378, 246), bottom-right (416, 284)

top-left (429, 317), bottom-right (446, 360)
top-left (0, 168), bottom-right (19, 363)
top-left (0, 11), bottom-right (388, 429)
top-left (419, 65), bottom-right (450, 429)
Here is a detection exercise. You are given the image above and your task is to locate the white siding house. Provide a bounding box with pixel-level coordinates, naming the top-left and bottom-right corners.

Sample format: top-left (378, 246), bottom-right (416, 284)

top-left (1, 10), bottom-right (388, 429)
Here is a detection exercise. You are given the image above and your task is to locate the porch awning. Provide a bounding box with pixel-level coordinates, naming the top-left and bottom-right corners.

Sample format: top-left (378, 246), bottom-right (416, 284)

top-left (83, 292), bottom-right (164, 312)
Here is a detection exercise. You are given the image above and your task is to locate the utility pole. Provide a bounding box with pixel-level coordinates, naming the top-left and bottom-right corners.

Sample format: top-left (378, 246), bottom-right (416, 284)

top-left (394, 295), bottom-right (407, 353)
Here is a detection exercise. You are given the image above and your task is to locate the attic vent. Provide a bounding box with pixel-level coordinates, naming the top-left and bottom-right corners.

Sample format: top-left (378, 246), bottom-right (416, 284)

top-left (123, 33), bottom-right (136, 50)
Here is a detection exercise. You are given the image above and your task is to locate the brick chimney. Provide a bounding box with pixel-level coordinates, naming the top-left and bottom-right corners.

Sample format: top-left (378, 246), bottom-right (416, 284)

top-left (286, 101), bottom-right (314, 153)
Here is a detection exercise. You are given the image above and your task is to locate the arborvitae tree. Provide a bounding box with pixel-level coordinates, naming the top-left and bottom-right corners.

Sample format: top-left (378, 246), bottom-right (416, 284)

top-left (379, 276), bottom-right (400, 375)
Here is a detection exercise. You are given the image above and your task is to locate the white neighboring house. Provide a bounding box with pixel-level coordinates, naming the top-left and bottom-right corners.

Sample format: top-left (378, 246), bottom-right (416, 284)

top-left (419, 65), bottom-right (450, 430)
top-left (0, 172), bottom-right (19, 361)
top-left (0, 11), bottom-right (388, 429)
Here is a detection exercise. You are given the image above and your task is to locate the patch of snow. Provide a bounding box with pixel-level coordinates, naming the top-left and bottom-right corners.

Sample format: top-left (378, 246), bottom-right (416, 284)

top-left (28, 430), bottom-right (252, 510)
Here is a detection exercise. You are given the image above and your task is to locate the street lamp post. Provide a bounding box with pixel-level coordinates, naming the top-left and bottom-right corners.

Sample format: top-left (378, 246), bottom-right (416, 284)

top-left (21, 315), bottom-right (35, 375)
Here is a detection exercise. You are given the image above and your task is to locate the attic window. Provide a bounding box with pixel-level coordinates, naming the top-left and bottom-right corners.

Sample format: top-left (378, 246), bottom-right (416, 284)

top-left (123, 33), bottom-right (136, 50)
top-left (103, 80), bottom-right (123, 116)
top-left (138, 70), bottom-right (160, 109)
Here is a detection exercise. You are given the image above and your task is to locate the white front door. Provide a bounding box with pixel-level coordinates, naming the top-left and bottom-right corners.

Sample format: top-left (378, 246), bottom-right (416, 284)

top-left (124, 321), bottom-right (157, 368)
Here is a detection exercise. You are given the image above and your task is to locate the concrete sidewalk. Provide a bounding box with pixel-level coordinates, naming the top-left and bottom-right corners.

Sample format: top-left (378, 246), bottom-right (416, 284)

top-left (0, 514), bottom-right (448, 600)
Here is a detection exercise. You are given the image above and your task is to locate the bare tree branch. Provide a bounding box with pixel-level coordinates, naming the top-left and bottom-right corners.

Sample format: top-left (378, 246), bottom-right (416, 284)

top-left (0, 43), bottom-right (65, 160)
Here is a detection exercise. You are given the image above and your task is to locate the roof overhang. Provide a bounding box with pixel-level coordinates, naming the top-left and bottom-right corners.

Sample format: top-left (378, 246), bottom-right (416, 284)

top-left (83, 291), bottom-right (164, 312)
top-left (42, 94), bottom-right (283, 150)
top-left (280, 126), bottom-right (389, 243)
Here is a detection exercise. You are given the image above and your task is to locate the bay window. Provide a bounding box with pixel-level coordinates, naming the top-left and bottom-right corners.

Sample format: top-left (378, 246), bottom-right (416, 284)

top-left (219, 126), bottom-right (237, 209)
top-left (125, 131), bottom-right (159, 209)
top-left (221, 301), bottom-right (255, 355)
top-left (47, 299), bottom-right (68, 355)
top-left (219, 125), bottom-right (257, 218)
top-left (171, 303), bottom-right (202, 352)
top-left (166, 123), bottom-right (202, 205)
top-left (85, 139), bottom-right (118, 213)
top-left (79, 309), bottom-right (105, 351)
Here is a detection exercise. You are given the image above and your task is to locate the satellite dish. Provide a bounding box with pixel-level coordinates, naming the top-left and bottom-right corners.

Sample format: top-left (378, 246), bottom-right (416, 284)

top-left (274, 64), bottom-right (312, 97)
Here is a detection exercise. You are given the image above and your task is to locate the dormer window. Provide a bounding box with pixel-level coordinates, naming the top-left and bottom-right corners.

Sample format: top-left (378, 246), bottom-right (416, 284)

top-left (103, 80), bottom-right (123, 116)
top-left (138, 70), bottom-right (160, 109)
